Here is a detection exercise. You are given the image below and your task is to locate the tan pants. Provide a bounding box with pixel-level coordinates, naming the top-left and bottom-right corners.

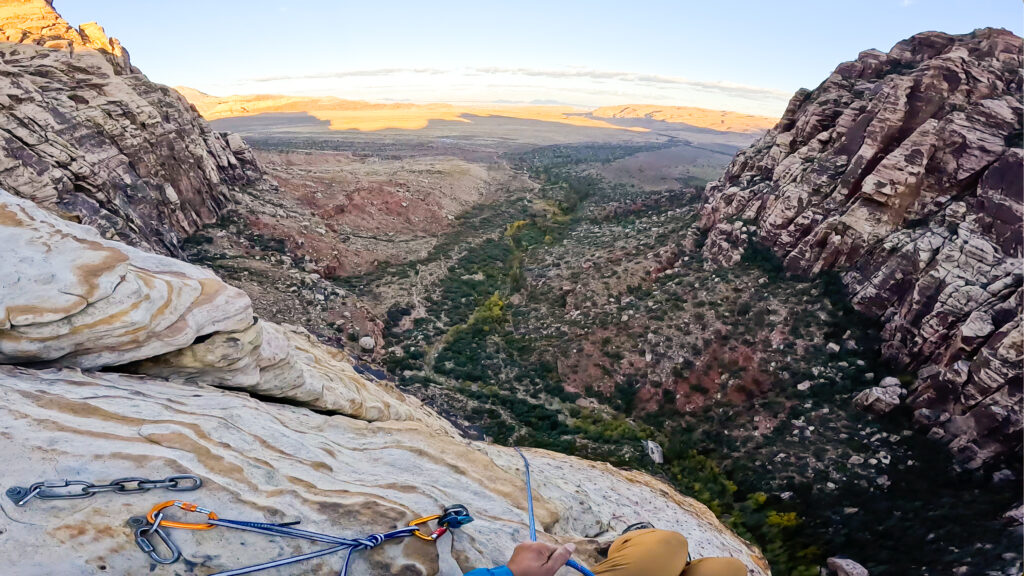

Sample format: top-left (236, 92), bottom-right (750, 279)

top-left (594, 529), bottom-right (748, 576)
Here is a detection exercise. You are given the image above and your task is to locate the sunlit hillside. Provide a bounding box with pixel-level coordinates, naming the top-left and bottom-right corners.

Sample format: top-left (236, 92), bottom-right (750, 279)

top-left (176, 86), bottom-right (776, 133)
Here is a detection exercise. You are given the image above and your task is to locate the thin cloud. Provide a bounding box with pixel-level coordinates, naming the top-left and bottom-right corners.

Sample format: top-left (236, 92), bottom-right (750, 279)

top-left (472, 66), bottom-right (789, 96)
top-left (250, 68), bottom-right (448, 82)
top-left (246, 66), bottom-right (790, 99)
top-left (217, 66), bottom-right (792, 116)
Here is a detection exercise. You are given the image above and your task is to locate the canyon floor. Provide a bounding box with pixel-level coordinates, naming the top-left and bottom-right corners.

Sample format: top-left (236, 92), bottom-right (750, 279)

top-left (182, 115), bottom-right (1021, 576)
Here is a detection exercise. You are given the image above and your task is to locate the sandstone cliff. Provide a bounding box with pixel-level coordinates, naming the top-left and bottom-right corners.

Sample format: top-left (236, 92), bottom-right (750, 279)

top-left (0, 188), bottom-right (768, 574)
top-left (0, 0), bottom-right (266, 255)
top-left (0, 364), bottom-right (768, 575)
top-left (0, 188), bottom-right (433, 424)
top-left (0, 4), bottom-right (768, 572)
top-left (697, 28), bottom-right (1022, 469)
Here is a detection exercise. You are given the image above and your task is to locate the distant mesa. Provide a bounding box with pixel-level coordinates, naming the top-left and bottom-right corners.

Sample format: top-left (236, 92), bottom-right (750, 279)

top-left (175, 87), bottom-right (776, 134)
top-left (591, 104), bottom-right (777, 133)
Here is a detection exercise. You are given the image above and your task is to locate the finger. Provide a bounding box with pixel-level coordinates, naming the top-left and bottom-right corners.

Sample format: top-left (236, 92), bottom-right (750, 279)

top-left (531, 541), bottom-right (558, 552)
top-left (525, 541), bottom-right (557, 562)
top-left (543, 543), bottom-right (576, 568)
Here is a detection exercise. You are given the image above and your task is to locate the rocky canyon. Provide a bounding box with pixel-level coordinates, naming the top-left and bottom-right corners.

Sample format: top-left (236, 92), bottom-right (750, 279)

top-left (0, 1), bottom-right (1021, 576)
top-left (698, 29), bottom-right (1022, 471)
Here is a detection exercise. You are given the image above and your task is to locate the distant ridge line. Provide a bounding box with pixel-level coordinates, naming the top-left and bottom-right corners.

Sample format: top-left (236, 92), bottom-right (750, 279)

top-left (175, 87), bottom-right (777, 134)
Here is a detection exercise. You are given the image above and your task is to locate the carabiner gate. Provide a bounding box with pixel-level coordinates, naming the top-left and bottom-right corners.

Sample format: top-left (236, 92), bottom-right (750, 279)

top-left (409, 505), bottom-right (474, 541)
top-left (147, 500), bottom-right (219, 530)
top-left (408, 514), bottom-right (442, 541)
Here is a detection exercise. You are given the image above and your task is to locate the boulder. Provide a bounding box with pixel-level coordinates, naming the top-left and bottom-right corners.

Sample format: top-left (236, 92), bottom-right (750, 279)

top-left (878, 377), bottom-right (901, 388)
top-left (0, 365), bottom-right (770, 576)
top-left (359, 335), bottom-right (377, 351)
top-left (827, 557), bottom-right (870, 576)
top-left (1004, 504), bottom-right (1024, 526)
top-left (853, 386), bottom-right (901, 415)
top-left (642, 439), bottom-right (665, 464)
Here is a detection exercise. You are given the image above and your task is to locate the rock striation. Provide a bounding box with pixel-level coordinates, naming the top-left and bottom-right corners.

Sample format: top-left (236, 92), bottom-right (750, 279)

top-left (0, 188), bottom-right (426, 424)
top-left (697, 29), bottom-right (1023, 469)
top-left (0, 365), bottom-right (768, 575)
top-left (0, 0), bottom-right (266, 255)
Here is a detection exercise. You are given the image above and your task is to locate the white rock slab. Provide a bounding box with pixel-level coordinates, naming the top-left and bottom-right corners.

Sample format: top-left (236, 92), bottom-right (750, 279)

top-left (0, 366), bottom-right (769, 576)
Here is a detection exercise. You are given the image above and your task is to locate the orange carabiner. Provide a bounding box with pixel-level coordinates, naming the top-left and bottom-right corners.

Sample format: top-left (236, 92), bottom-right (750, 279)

top-left (147, 500), bottom-right (219, 530)
top-left (408, 514), bottom-right (441, 541)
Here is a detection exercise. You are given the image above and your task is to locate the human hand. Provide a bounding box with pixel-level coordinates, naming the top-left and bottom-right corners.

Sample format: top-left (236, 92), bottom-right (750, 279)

top-left (506, 541), bottom-right (577, 576)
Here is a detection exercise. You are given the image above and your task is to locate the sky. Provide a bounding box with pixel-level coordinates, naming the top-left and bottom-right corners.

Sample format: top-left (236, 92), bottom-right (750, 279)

top-left (56, 0), bottom-right (1022, 117)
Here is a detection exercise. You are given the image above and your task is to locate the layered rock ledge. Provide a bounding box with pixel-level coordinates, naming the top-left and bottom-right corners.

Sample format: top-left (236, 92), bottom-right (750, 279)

top-left (0, 188), bottom-right (429, 424)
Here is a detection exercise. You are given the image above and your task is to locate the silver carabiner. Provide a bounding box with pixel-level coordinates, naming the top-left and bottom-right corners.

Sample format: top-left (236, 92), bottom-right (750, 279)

top-left (133, 524), bottom-right (181, 565)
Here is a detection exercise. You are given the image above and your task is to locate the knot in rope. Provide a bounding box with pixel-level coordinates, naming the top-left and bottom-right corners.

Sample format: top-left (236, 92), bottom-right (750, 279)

top-left (351, 533), bottom-right (385, 549)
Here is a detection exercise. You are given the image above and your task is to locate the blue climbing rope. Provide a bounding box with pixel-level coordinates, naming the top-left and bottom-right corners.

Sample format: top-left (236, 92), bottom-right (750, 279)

top-left (207, 519), bottom-right (422, 576)
top-left (514, 447), bottom-right (597, 576)
top-left (138, 500), bottom-right (472, 576)
top-left (515, 446), bottom-right (538, 541)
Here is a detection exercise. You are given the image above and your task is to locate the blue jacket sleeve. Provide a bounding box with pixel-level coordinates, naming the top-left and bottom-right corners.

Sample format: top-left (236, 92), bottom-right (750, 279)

top-left (465, 567), bottom-right (513, 576)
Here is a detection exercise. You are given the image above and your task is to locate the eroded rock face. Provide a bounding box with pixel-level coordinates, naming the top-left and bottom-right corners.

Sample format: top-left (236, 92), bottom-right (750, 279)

top-left (0, 188), bottom-right (428, 424)
top-left (0, 188), bottom-right (252, 367)
top-left (0, 0), bottom-right (266, 254)
top-left (0, 365), bottom-right (769, 576)
top-left (129, 319), bottom-right (436, 425)
top-left (698, 29), bottom-right (1023, 468)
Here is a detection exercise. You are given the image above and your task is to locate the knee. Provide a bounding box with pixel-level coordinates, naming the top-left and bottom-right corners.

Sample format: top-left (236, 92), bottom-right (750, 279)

top-left (630, 528), bottom-right (688, 550)
top-left (600, 529), bottom-right (689, 576)
top-left (609, 529), bottom-right (689, 565)
top-left (683, 557), bottom-right (748, 576)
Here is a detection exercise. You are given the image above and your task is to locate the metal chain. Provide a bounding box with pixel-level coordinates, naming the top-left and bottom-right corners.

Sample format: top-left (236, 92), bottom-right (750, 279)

top-left (5, 474), bottom-right (202, 507)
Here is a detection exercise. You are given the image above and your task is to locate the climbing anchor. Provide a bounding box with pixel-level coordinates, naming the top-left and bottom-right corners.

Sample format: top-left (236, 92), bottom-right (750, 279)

top-left (131, 500), bottom-right (474, 576)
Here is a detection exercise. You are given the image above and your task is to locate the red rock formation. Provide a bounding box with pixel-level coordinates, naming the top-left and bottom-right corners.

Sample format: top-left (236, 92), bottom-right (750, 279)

top-left (0, 0), bottom-right (269, 254)
top-left (698, 29), bottom-right (1022, 469)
